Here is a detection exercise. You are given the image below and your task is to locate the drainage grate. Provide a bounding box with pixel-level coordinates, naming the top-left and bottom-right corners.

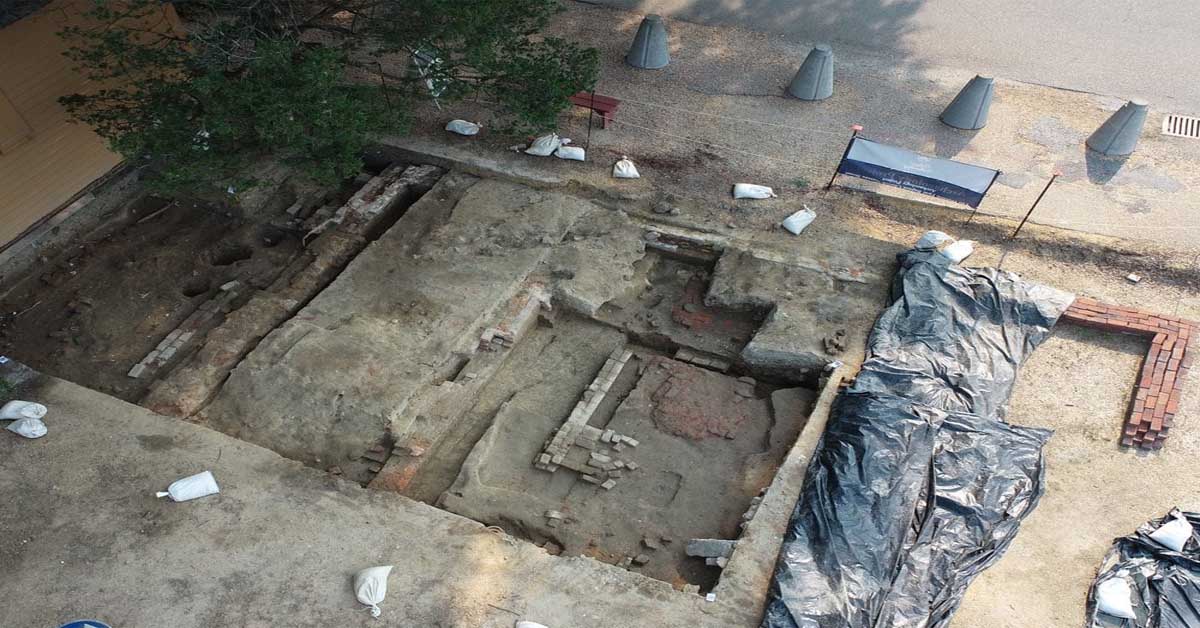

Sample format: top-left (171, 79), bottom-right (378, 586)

top-left (1162, 114), bottom-right (1200, 139)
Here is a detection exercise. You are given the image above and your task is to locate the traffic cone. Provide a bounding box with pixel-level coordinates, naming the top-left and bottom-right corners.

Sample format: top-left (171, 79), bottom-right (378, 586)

top-left (626, 15), bottom-right (670, 69)
top-left (787, 45), bottom-right (834, 101)
top-left (1087, 99), bottom-right (1149, 156)
top-left (940, 75), bottom-right (994, 130)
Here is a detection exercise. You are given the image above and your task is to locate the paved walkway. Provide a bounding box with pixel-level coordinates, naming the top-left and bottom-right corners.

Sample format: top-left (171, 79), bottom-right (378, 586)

top-left (594, 0), bottom-right (1200, 113)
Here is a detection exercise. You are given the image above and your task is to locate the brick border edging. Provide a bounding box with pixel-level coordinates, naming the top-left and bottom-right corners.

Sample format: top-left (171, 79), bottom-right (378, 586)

top-left (1060, 297), bottom-right (1196, 450)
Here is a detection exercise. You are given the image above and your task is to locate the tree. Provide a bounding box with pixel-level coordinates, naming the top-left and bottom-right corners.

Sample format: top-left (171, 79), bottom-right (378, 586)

top-left (59, 0), bottom-right (599, 194)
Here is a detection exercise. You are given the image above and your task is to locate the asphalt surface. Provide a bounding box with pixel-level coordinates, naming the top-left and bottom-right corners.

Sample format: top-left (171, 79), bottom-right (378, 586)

top-left (593, 0), bottom-right (1200, 113)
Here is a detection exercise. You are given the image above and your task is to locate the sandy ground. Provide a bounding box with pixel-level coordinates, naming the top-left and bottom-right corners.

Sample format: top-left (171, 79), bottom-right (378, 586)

top-left (0, 368), bottom-right (723, 628)
top-left (1, 3), bottom-right (1198, 624)
top-left (411, 2), bottom-right (1200, 251)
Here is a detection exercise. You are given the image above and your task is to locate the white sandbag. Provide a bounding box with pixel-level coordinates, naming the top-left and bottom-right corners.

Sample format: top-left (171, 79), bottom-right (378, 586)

top-left (1150, 515), bottom-right (1193, 551)
top-left (732, 183), bottom-right (776, 199)
top-left (1095, 577), bottom-right (1138, 620)
top-left (554, 145), bottom-right (586, 161)
top-left (916, 230), bottom-right (954, 249)
top-left (782, 206), bottom-right (817, 235)
top-left (0, 400), bottom-right (47, 420)
top-left (516, 622), bottom-right (550, 628)
top-left (354, 565), bottom-right (394, 618)
top-left (524, 133), bottom-right (561, 157)
top-left (612, 156), bottom-right (640, 179)
top-left (940, 239), bottom-right (975, 263)
top-left (5, 417), bottom-right (46, 439)
top-left (445, 119), bottom-right (481, 136)
top-left (155, 470), bottom-right (220, 502)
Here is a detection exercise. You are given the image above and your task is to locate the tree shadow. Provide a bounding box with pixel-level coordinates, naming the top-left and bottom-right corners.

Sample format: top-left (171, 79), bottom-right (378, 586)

top-left (599, 0), bottom-right (942, 154)
top-left (608, 0), bottom-right (923, 51)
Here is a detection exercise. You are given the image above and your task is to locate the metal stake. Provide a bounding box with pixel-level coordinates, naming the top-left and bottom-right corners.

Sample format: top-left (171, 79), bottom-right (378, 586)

top-left (1010, 171), bottom-right (1060, 240)
top-left (826, 125), bottom-right (862, 190)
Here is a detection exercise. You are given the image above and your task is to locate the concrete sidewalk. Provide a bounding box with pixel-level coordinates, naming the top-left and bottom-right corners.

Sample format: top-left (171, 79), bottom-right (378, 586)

top-left (591, 0), bottom-right (1200, 114)
top-left (427, 3), bottom-right (1200, 251)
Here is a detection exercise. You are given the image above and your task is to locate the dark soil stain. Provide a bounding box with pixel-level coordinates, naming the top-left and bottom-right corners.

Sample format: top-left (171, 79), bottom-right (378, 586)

top-left (137, 434), bottom-right (179, 451)
top-left (0, 197), bottom-right (300, 401)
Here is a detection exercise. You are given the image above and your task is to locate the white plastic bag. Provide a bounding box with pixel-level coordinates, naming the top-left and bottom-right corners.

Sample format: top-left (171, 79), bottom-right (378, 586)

top-left (613, 156), bottom-right (640, 179)
top-left (5, 417), bottom-right (47, 439)
top-left (1150, 515), bottom-right (1193, 551)
top-left (445, 119), bottom-right (481, 136)
top-left (516, 622), bottom-right (550, 628)
top-left (939, 239), bottom-right (975, 263)
top-left (782, 206), bottom-right (817, 235)
top-left (525, 133), bottom-right (561, 157)
top-left (1095, 576), bottom-right (1138, 619)
top-left (916, 230), bottom-right (954, 249)
top-left (354, 565), bottom-right (393, 618)
top-left (732, 183), bottom-right (776, 199)
top-left (156, 470), bottom-right (220, 502)
top-left (0, 400), bottom-right (47, 420)
top-left (554, 145), bottom-right (586, 161)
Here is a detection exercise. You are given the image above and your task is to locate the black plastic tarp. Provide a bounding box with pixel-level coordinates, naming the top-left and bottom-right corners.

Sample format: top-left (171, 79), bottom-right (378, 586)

top-left (1088, 510), bottom-right (1200, 628)
top-left (762, 247), bottom-right (1074, 628)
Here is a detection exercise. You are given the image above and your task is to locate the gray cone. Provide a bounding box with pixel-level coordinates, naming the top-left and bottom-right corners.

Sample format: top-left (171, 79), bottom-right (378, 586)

top-left (626, 15), bottom-right (669, 69)
top-left (787, 44), bottom-right (834, 101)
top-left (1087, 99), bottom-right (1150, 156)
top-left (940, 75), bottom-right (994, 130)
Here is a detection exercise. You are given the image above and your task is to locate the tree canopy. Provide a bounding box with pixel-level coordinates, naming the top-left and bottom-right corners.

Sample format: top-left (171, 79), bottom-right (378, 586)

top-left (59, 0), bottom-right (599, 193)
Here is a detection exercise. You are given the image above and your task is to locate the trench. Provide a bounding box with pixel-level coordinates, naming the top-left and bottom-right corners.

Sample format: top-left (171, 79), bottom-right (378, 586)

top-left (392, 248), bottom-right (820, 592)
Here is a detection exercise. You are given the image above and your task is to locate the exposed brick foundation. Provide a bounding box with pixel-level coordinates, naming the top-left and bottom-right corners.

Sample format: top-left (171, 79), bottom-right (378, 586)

top-left (1060, 297), bottom-right (1196, 450)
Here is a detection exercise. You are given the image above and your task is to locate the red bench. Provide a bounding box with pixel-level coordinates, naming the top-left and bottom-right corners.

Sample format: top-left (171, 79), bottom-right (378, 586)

top-left (568, 91), bottom-right (621, 129)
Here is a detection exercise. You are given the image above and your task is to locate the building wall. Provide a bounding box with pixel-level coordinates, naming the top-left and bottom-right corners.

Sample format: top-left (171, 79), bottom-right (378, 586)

top-left (0, 0), bottom-right (177, 249)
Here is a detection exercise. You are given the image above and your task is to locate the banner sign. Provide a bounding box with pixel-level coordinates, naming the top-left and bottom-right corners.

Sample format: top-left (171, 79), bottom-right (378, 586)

top-left (835, 137), bottom-right (1000, 208)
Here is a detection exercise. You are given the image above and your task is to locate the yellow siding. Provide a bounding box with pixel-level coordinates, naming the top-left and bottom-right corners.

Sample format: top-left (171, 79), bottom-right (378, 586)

top-left (0, 0), bottom-right (177, 248)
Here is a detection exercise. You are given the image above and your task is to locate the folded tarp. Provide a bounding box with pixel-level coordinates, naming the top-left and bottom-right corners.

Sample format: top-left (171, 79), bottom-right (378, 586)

top-left (761, 247), bottom-right (1073, 628)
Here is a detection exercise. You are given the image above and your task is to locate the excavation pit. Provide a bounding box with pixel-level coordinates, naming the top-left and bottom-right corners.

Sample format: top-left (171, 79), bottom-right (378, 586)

top-left (396, 250), bottom-right (819, 591)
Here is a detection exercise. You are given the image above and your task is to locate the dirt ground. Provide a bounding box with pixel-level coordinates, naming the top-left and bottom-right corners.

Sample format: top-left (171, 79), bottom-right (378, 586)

top-left (0, 196), bottom-right (300, 400)
top-left (435, 312), bottom-right (815, 590)
top-left (2, 3), bottom-right (1199, 618)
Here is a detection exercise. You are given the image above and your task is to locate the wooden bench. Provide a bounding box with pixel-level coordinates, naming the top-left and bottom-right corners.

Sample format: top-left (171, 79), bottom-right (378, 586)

top-left (568, 91), bottom-right (621, 129)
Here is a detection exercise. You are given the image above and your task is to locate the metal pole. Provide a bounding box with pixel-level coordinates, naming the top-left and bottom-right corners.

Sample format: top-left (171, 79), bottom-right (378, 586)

top-left (826, 125), bottom-right (862, 190)
top-left (965, 170), bottom-right (1002, 225)
top-left (585, 90), bottom-right (595, 153)
top-left (1010, 171), bottom-right (1060, 240)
